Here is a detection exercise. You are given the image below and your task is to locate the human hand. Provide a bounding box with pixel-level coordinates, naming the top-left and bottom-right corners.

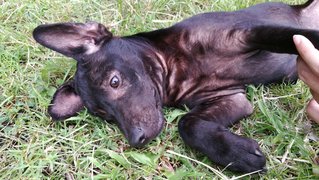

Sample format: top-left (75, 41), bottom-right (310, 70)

top-left (293, 35), bottom-right (319, 124)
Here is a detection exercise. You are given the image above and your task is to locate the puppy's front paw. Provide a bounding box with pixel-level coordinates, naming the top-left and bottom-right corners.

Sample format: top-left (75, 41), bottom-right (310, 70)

top-left (229, 140), bottom-right (266, 173)
top-left (213, 131), bottom-right (267, 173)
top-left (179, 120), bottom-right (266, 173)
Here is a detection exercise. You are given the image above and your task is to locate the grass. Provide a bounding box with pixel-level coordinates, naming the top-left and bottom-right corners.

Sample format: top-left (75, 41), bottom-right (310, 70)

top-left (1, 0), bottom-right (319, 179)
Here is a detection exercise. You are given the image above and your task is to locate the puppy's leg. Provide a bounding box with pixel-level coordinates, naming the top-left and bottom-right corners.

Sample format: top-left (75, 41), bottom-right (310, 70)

top-left (245, 25), bottom-right (319, 54)
top-left (178, 93), bottom-right (266, 173)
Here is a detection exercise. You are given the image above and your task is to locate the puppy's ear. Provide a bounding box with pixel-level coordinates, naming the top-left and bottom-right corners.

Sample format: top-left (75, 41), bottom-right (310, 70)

top-left (48, 81), bottom-right (84, 121)
top-left (33, 22), bottom-right (112, 58)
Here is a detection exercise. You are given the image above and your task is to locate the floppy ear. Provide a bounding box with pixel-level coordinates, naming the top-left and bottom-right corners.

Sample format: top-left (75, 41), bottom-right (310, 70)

top-left (33, 22), bottom-right (112, 57)
top-left (48, 81), bottom-right (84, 121)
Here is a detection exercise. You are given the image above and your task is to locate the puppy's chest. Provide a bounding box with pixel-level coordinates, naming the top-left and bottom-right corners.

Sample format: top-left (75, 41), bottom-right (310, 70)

top-left (163, 58), bottom-right (246, 106)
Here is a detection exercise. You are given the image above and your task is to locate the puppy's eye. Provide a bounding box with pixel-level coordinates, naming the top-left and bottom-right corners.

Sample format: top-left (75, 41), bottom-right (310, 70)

top-left (110, 76), bottom-right (120, 88)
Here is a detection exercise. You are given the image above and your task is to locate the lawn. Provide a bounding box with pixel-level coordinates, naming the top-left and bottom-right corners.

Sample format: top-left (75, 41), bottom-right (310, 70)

top-left (1, 0), bottom-right (319, 179)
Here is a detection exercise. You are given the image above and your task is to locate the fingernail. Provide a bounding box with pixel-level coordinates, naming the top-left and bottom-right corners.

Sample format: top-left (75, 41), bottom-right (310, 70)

top-left (293, 35), bottom-right (301, 45)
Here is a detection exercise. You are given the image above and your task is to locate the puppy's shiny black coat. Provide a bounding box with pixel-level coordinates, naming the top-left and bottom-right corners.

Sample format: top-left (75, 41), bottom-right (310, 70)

top-left (33, 0), bottom-right (319, 173)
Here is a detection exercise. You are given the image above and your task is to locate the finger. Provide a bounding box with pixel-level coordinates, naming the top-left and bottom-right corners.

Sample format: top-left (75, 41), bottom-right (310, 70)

top-left (306, 99), bottom-right (319, 124)
top-left (293, 35), bottom-right (319, 75)
top-left (297, 57), bottom-right (319, 93)
top-left (310, 89), bottom-right (319, 104)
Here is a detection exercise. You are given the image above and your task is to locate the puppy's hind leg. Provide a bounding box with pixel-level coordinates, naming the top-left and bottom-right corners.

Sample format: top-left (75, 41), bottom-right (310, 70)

top-left (178, 93), bottom-right (266, 173)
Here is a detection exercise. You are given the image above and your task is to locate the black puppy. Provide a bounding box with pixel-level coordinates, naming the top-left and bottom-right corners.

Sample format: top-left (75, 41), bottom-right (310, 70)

top-left (33, 0), bottom-right (319, 173)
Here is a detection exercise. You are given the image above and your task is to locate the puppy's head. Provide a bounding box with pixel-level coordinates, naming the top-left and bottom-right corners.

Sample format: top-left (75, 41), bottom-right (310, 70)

top-left (33, 22), bottom-right (164, 147)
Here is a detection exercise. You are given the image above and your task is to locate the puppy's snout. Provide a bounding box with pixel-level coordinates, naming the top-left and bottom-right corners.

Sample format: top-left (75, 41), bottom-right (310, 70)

top-left (129, 127), bottom-right (147, 148)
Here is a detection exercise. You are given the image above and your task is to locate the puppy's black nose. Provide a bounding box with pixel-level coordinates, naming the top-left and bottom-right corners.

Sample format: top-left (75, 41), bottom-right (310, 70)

top-left (129, 127), bottom-right (146, 148)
